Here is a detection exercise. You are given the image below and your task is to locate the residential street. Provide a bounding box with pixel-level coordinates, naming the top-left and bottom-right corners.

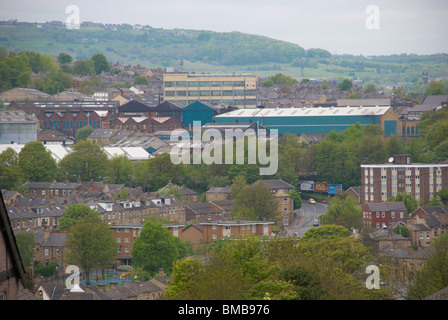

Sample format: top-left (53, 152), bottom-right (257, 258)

top-left (285, 201), bottom-right (328, 237)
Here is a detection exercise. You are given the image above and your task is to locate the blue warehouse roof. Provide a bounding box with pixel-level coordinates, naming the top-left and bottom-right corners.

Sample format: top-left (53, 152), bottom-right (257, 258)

top-left (213, 106), bottom-right (394, 135)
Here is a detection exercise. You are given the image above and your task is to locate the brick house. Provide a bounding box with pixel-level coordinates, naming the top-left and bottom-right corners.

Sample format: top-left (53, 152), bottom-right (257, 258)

top-left (408, 206), bottom-right (448, 248)
top-left (37, 231), bottom-right (69, 270)
top-left (206, 187), bottom-right (231, 202)
top-left (185, 202), bottom-right (229, 223)
top-left (28, 181), bottom-right (79, 198)
top-left (362, 202), bottom-right (408, 229)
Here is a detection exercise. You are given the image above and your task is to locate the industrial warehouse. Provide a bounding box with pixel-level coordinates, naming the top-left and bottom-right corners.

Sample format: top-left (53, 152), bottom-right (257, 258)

top-left (212, 105), bottom-right (401, 136)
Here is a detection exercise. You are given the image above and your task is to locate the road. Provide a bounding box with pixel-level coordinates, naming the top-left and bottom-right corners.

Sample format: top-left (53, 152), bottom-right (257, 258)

top-left (284, 201), bottom-right (328, 237)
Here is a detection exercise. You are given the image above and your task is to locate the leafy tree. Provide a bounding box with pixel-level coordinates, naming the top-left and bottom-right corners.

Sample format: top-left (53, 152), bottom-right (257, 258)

top-left (18, 141), bottom-right (57, 182)
top-left (43, 71), bottom-right (73, 95)
top-left (15, 232), bottom-right (35, 268)
top-left (319, 195), bottom-right (362, 229)
top-left (66, 214), bottom-right (117, 278)
top-left (338, 78), bottom-right (353, 91)
top-left (387, 191), bottom-right (418, 214)
top-left (406, 232), bottom-right (448, 299)
top-left (135, 153), bottom-right (186, 192)
top-left (286, 189), bottom-right (302, 210)
top-left (106, 155), bottom-right (135, 185)
top-left (392, 225), bottom-right (409, 238)
top-left (73, 59), bottom-right (95, 76)
top-left (437, 187), bottom-right (448, 206)
top-left (91, 53), bottom-right (110, 74)
top-left (132, 220), bottom-right (191, 277)
top-left (229, 175), bottom-right (247, 199)
top-left (364, 83), bottom-right (377, 93)
top-left (231, 180), bottom-right (281, 222)
top-left (346, 93), bottom-right (361, 99)
top-left (58, 53), bottom-right (73, 64)
top-left (279, 265), bottom-right (330, 300)
top-left (59, 140), bottom-right (108, 182)
top-left (0, 147), bottom-right (24, 189)
top-left (75, 125), bottom-right (94, 142)
top-left (134, 75), bottom-right (148, 85)
top-left (301, 224), bottom-right (351, 241)
top-left (434, 140), bottom-right (448, 161)
top-left (0, 52), bottom-right (32, 90)
top-left (157, 184), bottom-right (184, 201)
top-left (59, 203), bottom-right (99, 231)
top-left (425, 80), bottom-right (446, 95)
top-left (321, 82), bottom-right (330, 90)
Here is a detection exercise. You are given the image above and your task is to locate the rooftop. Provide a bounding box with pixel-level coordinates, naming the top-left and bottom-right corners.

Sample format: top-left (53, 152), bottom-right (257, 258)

top-left (215, 106), bottom-right (391, 118)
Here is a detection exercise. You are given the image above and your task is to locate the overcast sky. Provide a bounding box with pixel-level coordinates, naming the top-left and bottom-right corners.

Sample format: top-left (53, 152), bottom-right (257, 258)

top-left (1, 0), bottom-right (448, 56)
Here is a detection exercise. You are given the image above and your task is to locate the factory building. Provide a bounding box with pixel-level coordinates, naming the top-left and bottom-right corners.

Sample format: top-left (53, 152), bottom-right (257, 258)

top-left (212, 106), bottom-right (400, 136)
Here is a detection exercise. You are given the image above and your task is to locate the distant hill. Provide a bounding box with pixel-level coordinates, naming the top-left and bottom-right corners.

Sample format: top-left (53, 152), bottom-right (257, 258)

top-left (1, 21), bottom-right (447, 84)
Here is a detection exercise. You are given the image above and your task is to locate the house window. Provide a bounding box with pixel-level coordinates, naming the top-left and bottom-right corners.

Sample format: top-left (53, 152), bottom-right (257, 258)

top-left (391, 212), bottom-right (395, 219)
top-left (44, 249), bottom-right (49, 256)
top-left (212, 225), bottom-right (217, 230)
top-left (283, 198), bottom-right (288, 204)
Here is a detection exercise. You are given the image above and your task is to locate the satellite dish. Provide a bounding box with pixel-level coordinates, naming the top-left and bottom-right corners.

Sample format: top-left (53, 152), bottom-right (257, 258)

top-left (388, 157), bottom-right (394, 163)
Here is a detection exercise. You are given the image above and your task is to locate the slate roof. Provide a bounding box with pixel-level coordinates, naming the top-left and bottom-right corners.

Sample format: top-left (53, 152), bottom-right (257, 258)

top-left (118, 100), bottom-right (153, 112)
top-left (206, 186), bottom-right (231, 193)
top-left (185, 203), bottom-right (221, 214)
top-left (40, 232), bottom-right (68, 247)
top-left (260, 179), bottom-right (295, 190)
top-left (364, 202), bottom-right (407, 212)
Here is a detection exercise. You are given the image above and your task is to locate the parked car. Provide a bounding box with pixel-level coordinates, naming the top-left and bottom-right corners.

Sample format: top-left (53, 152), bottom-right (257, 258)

top-left (312, 219), bottom-right (320, 227)
top-left (308, 198), bottom-right (316, 204)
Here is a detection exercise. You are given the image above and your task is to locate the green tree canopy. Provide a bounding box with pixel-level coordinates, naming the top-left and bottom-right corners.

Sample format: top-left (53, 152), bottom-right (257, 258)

top-left (231, 180), bottom-right (281, 222)
top-left (106, 155), bottom-right (135, 185)
top-left (66, 214), bottom-right (117, 277)
top-left (59, 140), bottom-right (108, 182)
top-left (318, 195), bottom-right (362, 229)
top-left (59, 203), bottom-right (99, 231)
top-left (132, 220), bottom-right (191, 277)
top-left (301, 224), bottom-right (351, 241)
top-left (75, 125), bottom-right (94, 142)
top-left (338, 78), bottom-right (353, 91)
top-left (91, 53), bottom-right (111, 74)
top-left (406, 232), bottom-right (448, 299)
top-left (0, 147), bottom-right (24, 189)
top-left (18, 141), bottom-right (57, 182)
top-left (57, 53), bottom-right (73, 64)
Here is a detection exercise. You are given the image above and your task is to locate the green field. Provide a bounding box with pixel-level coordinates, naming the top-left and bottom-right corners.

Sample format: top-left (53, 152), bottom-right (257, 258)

top-left (1, 22), bottom-right (447, 85)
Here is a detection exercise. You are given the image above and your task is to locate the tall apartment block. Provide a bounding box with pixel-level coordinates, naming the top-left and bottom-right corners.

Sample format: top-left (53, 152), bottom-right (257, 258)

top-left (361, 154), bottom-right (448, 205)
top-left (163, 72), bottom-right (258, 108)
